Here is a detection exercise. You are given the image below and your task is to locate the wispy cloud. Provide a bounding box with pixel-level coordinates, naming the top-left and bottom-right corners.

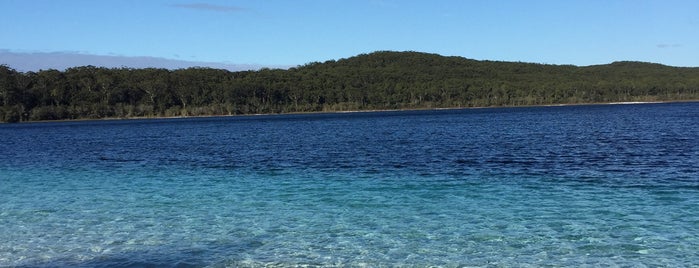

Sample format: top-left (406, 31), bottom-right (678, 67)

top-left (0, 50), bottom-right (287, 72)
top-left (657, 43), bottom-right (682, 49)
top-left (171, 3), bottom-right (245, 13)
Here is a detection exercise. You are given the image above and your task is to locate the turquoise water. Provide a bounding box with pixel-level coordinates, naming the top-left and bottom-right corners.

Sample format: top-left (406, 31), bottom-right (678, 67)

top-left (1, 103), bottom-right (698, 267)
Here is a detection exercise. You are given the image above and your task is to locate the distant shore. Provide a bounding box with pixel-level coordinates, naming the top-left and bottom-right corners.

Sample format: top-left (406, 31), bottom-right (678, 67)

top-left (11, 100), bottom-right (696, 124)
top-left (3, 51), bottom-right (698, 123)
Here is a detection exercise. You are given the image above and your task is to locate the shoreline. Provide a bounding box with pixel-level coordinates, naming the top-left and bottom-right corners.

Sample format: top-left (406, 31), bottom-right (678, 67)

top-left (9, 99), bottom-right (699, 124)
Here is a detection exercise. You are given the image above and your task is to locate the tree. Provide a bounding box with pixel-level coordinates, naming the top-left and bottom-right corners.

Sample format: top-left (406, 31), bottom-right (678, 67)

top-left (2, 51), bottom-right (699, 122)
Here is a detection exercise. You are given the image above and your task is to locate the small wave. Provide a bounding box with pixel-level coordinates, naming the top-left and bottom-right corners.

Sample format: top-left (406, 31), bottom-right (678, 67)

top-left (97, 156), bottom-right (144, 162)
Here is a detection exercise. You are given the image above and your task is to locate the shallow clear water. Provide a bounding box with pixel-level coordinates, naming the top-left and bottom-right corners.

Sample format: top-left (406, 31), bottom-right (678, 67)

top-left (1, 102), bottom-right (697, 267)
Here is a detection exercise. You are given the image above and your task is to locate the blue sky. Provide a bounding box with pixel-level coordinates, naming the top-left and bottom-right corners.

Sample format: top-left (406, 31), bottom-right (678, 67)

top-left (1, 0), bottom-right (698, 69)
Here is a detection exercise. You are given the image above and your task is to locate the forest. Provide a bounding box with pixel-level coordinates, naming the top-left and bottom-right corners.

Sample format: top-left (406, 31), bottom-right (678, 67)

top-left (1, 51), bottom-right (698, 122)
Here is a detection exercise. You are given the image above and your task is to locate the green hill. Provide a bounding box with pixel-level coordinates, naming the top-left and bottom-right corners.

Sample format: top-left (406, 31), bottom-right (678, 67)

top-left (1, 51), bottom-right (698, 122)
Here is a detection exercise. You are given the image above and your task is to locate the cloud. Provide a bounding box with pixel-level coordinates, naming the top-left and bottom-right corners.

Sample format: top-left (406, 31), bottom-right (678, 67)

top-left (657, 44), bottom-right (682, 49)
top-left (0, 50), bottom-right (290, 72)
top-left (171, 3), bottom-right (245, 12)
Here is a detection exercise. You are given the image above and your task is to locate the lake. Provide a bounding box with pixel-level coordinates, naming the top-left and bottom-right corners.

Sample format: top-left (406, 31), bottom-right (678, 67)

top-left (1, 102), bottom-right (697, 266)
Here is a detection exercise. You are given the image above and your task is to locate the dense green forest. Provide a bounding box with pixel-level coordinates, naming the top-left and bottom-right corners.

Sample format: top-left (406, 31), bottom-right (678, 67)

top-left (1, 51), bottom-right (698, 122)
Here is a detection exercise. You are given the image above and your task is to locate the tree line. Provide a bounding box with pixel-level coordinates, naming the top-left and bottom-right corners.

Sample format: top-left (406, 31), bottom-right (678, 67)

top-left (1, 51), bottom-right (698, 122)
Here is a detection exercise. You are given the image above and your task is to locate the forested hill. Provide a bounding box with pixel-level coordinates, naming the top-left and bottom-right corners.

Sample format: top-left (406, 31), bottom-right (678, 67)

top-left (1, 51), bottom-right (698, 122)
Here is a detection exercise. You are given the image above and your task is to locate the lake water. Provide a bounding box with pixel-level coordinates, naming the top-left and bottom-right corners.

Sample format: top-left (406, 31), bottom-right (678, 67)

top-left (1, 102), bottom-right (697, 267)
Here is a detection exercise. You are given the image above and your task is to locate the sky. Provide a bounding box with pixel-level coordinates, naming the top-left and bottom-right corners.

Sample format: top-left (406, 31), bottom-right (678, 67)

top-left (1, 0), bottom-right (698, 71)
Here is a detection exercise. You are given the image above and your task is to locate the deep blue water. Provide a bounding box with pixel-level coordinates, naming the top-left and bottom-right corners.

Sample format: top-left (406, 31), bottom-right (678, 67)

top-left (1, 102), bottom-right (697, 267)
